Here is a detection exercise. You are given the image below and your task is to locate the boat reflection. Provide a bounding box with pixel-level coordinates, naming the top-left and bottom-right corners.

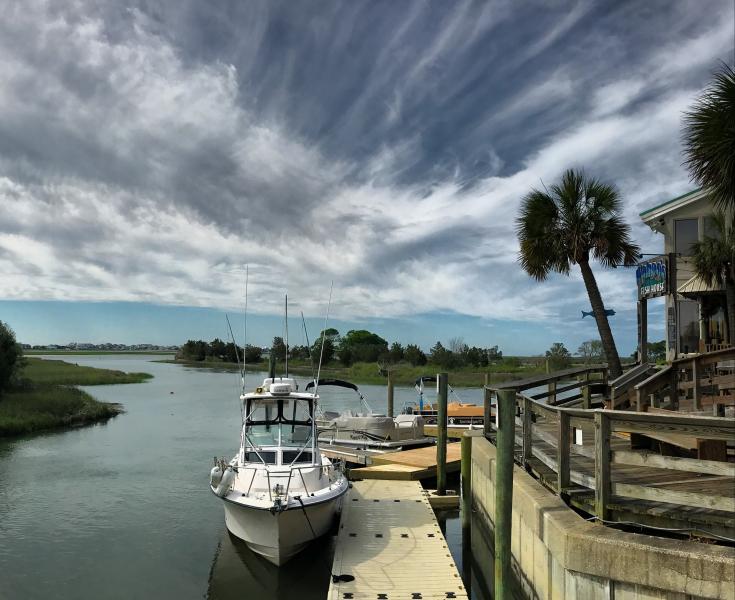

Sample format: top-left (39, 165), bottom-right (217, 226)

top-left (206, 529), bottom-right (335, 600)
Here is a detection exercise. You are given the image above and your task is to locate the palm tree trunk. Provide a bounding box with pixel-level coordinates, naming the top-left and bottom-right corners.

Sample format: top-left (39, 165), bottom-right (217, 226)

top-left (578, 260), bottom-right (623, 378)
top-left (725, 278), bottom-right (735, 346)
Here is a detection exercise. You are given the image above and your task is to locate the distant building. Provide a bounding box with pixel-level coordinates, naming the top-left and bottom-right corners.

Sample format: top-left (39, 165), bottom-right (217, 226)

top-left (640, 188), bottom-right (728, 360)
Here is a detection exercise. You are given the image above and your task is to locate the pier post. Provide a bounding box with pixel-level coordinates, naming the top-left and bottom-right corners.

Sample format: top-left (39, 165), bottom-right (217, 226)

top-left (387, 369), bottom-right (394, 418)
top-left (461, 431), bottom-right (472, 532)
top-left (495, 389), bottom-right (515, 600)
top-left (436, 372), bottom-right (448, 495)
top-left (483, 383), bottom-right (493, 438)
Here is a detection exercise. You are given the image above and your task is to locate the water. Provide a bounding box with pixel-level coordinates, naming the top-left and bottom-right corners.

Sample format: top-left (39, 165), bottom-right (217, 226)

top-left (0, 355), bottom-right (490, 599)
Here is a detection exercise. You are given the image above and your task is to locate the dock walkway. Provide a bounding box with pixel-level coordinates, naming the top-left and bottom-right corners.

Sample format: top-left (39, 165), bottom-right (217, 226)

top-left (349, 443), bottom-right (461, 480)
top-left (328, 479), bottom-right (467, 600)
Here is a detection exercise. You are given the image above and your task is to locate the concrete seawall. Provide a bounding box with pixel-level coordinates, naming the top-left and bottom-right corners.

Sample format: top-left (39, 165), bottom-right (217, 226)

top-left (471, 436), bottom-right (735, 599)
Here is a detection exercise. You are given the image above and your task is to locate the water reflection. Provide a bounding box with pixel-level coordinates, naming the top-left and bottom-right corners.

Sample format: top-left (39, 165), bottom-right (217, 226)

top-left (206, 531), bottom-right (335, 600)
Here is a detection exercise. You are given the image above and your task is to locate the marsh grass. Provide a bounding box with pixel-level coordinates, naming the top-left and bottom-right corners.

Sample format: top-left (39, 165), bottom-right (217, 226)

top-left (164, 358), bottom-right (545, 387)
top-left (0, 358), bottom-right (151, 437)
top-left (21, 357), bottom-right (153, 385)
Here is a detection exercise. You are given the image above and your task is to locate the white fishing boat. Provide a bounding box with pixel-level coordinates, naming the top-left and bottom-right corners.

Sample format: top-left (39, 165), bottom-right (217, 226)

top-left (313, 378), bottom-right (430, 450)
top-left (210, 376), bottom-right (348, 566)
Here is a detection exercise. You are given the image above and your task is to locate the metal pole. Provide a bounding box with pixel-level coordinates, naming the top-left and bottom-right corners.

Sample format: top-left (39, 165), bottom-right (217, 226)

top-left (436, 372), bottom-right (448, 495)
top-left (387, 369), bottom-right (394, 418)
top-left (495, 389), bottom-right (515, 600)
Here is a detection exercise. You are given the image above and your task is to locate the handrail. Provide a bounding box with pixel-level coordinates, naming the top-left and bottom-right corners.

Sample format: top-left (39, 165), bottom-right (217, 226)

top-left (489, 384), bottom-right (735, 527)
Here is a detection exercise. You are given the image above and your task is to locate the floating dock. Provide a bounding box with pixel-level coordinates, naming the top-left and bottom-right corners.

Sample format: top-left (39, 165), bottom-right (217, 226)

top-left (349, 442), bottom-right (461, 480)
top-left (328, 479), bottom-right (467, 600)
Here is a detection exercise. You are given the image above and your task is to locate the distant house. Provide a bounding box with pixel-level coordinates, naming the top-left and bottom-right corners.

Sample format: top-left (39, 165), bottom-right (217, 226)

top-left (640, 189), bottom-right (728, 360)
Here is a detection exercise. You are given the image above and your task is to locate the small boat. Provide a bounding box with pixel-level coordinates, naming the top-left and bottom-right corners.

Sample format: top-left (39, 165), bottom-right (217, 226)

top-left (402, 376), bottom-right (484, 427)
top-left (313, 378), bottom-right (429, 450)
top-left (210, 376), bottom-right (349, 566)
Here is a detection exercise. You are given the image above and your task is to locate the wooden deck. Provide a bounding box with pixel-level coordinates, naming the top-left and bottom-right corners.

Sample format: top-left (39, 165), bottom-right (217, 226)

top-left (349, 443), bottom-right (461, 480)
top-left (328, 479), bottom-right (467, 600)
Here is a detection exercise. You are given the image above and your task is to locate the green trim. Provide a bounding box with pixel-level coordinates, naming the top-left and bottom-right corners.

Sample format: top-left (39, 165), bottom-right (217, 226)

top-left (639, 188), bottom-right (702, 218)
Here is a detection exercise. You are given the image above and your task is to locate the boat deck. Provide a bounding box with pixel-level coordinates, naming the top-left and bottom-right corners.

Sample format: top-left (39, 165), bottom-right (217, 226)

top-left (328, 479), bottom-right (467, 600)
top-left (349, 443), bottom-right (462, 480)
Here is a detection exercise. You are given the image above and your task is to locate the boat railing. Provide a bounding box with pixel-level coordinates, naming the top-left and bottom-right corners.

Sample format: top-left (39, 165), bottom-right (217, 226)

top-left (233, 463), bottom-right (342, 502)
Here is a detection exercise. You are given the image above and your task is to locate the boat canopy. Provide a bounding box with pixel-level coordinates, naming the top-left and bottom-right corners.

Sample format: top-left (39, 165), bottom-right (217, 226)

top-left (305, 378), bottom-right (359, 392)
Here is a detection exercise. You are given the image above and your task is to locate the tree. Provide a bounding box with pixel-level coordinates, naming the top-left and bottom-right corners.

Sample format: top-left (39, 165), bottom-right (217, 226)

top-left (337, 330), bottom-right (388, 365)
top-left (271, 337), bottom-right (287, 361)
top-left (388, 342), bottom-right (404, 363)
top-left (517, 169), bottom-right (640, 377)
top-left (546, 342), bottom-right (571, 371)
top-left (682, 63), bottom-right (735, 210)
top-left (311, 337), bottom-right (335, 364)
top-left (404, 344), bottom-right (427, 366)
top-left (0, 321), bottom-right (23, 396)
top-left (577, 339), bottom-right (604, 364)
top-left (692, 210), bottom-right (735, 342)
top-left (244, 344), bottom-right (263, 363)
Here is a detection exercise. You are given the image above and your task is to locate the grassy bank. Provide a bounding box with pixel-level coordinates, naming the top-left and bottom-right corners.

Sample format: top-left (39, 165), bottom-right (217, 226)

top-left (163, 358), bottom-right (546, 387)
top-left (22, 357), bottom-right (153, 385)
top-left (0, 358), bottom-right (153, 437)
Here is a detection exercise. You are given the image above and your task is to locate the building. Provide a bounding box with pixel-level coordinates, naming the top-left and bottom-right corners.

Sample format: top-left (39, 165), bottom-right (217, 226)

top-left (639, 188), bottom-right (729, 361)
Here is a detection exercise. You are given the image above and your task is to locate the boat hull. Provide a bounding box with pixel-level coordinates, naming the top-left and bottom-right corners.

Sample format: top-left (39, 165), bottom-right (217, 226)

top-left (222, 495), bottom-right (342, 566)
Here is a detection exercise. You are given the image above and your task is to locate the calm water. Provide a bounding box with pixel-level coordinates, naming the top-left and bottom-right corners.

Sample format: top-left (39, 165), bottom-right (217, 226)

top-left (0, 355), bottom-right (490, 600)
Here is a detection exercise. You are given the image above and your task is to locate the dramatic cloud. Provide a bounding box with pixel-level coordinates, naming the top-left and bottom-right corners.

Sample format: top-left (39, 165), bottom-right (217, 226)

top-left (0, 0), bottom-right (733, 337)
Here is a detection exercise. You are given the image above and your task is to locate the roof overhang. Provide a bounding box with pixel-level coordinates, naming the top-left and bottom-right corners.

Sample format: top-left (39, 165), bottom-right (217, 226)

top-left (677, 274), bottom-right (724, 297)
top-left (640, 188), bottom-right (708, 230)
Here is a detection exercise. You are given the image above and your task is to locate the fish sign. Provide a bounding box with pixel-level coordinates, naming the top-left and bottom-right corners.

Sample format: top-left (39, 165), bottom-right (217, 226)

top-left (582, 309), bottom-right (615, 318)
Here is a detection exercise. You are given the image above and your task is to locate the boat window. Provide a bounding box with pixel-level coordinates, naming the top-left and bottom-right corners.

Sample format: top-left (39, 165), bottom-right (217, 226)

top-left (244, 424), bottom-right (279, 447)
top-left (280, 398), bottom-right (313, 425)
top-left (282, 451), bottom-right (313, 464)
top-left (243, 451), bottom-right (276, 464)
top-left (280, 424), bottom-right (312, 447)
top-left (246, 398), bottom-right (279, 424)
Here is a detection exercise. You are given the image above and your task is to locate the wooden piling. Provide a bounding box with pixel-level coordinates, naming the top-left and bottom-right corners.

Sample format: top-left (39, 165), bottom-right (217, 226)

top-left (495, 389), bottom-right (515, 600)
top-left (483, 384), bottom-right (493, 438)
top-left (461, 431), bottom-right (472, 533)
top-left (436, 372), bottom-right (448, 495)
top-left (387, 369), bottom-right (394, 418)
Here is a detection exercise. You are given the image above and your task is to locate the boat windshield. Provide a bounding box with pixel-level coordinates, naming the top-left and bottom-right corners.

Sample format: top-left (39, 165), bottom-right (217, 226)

top-left (244, 397), bottom-right (313, 448)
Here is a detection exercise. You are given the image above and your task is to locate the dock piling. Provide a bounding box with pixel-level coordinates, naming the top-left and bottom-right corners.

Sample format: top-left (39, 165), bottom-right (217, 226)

top-left (495, 388), bottom-right (515, 600)
top-left (461, 431), bottom-right (472, 532)
top-left (436, 372), bottom-right (448, 495)
top-left (387, 369), bottom-right (394, 418)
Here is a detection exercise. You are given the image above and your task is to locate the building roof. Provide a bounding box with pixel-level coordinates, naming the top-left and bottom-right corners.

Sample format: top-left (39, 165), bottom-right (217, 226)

top-left (639, 188), bottom-right (707, 223)
top-left (677, 274), bottom-right (724, 296)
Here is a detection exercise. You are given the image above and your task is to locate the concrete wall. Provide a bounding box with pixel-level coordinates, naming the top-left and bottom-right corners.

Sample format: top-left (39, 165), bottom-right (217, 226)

top-left (471, 436), bottom-right (735, 600)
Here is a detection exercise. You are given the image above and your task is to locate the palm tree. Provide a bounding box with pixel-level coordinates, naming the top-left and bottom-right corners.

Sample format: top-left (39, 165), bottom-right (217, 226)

top-left (692, 210), bottom-right (735, 344)
top-left (682, 63), bottom-right (735, 210)
top-left (517, 169), bottom-right (640, 378)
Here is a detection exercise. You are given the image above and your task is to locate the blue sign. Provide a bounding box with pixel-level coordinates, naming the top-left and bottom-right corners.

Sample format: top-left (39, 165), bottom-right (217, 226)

top-left (636, 257), bottom-right (668, 299)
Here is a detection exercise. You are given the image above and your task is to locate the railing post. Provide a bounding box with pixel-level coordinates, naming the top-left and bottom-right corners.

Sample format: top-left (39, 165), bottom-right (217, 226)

top-left (522, 396), bottom-right (533, 468)
top-left (692, 357), bottom-right (701, 411)
top-left (495, 389), bottom-right (516, 600)
top-left (582, 370), bottom-right (591, 409)
top-left (669, 365), bottom-right (679, 409)
top-left (557, 411), bottom-right (570, 494)
top-left (594, 411), bottom-right (611, 521)
top-left (483, 381), bottom-right (493, 438)
top-left (387, 369), bottom-right (394, 418)
top-left (436, 372), bottom-right (448, 496)
top-left (548, 379), bottom-right (557, 404)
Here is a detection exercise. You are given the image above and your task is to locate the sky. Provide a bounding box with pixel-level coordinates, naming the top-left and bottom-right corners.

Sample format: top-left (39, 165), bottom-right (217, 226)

top-left (0, 0), bottom-right (733, 354)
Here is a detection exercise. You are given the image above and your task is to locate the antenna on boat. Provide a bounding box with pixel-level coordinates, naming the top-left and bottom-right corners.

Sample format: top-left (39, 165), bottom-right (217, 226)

top-left (284, 294), bottom-right (289, 378)
top-left (242, 265), bottom-right (249, 394)
top-left (313, 281), bottom-right (334, 398)
top-left (225, 314), bottom-right (244, 390)
top-left (301, 311), bottom-right (316, 383)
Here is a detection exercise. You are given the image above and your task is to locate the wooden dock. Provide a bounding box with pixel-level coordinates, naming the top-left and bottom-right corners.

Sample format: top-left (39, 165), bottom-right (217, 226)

top-left (349, 443), bottom-right (462, 480)
top-left (328, 479), bottom-right (467, 600)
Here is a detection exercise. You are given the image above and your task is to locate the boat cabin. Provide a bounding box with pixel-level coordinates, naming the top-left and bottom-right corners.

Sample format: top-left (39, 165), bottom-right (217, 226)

top-left (239, 378), bottom-right (317, 467)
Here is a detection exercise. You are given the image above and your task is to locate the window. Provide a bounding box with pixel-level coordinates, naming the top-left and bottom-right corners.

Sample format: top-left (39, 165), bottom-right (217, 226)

top-left (282, 451), bottom-right (313, 464)
top-left (243, 451), bottom-right (276, 464)
top-left (677, 300), bottom-right (699, 354)
top-left (675, 219), bottom-right (698, 255)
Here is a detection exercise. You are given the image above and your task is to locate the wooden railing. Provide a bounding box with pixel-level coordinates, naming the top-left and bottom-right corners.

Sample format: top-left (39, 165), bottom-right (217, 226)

top-left (486, 381), bottom-right (735, 529)
top-left (631, 347), bottom-right (735, 415)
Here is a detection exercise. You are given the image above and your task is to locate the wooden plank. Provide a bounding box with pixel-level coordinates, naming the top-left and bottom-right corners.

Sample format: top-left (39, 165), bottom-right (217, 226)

top-left (557, 411), bottom-right (570, 493)
top-left (595, 411), bottom-right (611, 520)
top-left (607, 410), bottom-right (735, 440)
top-left (371, 442), bottom-right (461, 468)
top-left (612, 450), bottom-right (735, 476)
top-left (613, 482), bottom-right (735, 513)
top-left (530, 381), bottom-right (583, 400)
top-left (329, 480), bottom-right (468, 600)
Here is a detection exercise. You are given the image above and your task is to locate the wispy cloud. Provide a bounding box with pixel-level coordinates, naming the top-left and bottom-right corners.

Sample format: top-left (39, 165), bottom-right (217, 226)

top-left (0, 0), bottom-right (733, 339)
